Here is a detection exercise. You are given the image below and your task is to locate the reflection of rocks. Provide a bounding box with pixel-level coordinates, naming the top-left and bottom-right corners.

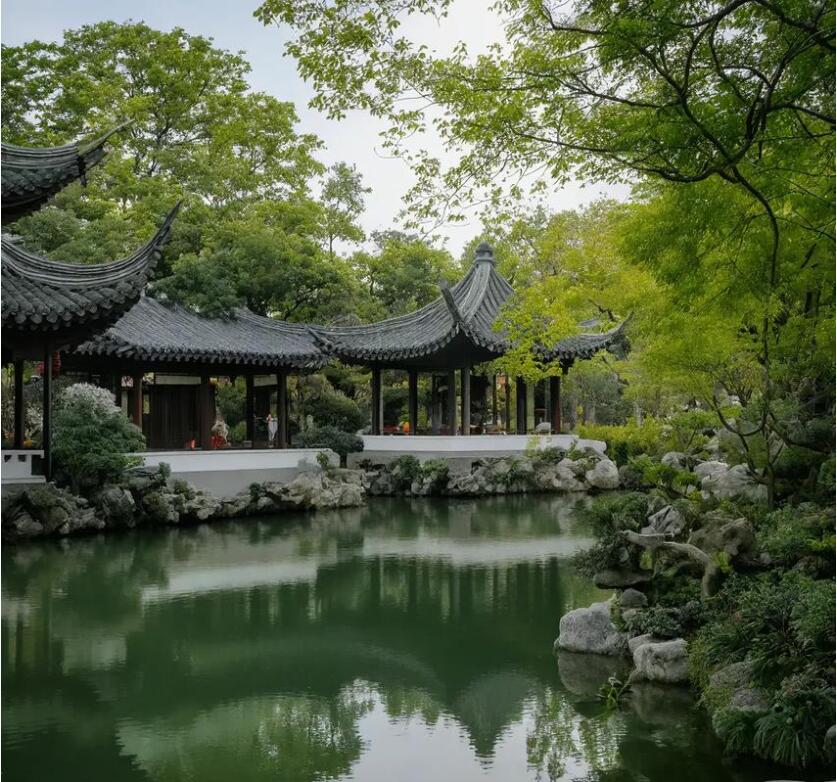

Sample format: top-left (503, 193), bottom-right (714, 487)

top-left (556, 650), bottom-right (630, 698)
top-left (629, 682), bottom-right (697, 725)
top-left (556, 600), bottom-right (628, 656)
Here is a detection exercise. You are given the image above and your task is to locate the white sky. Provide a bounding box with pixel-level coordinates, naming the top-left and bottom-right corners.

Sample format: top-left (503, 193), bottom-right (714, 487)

top-left (1, 0), bottom-right (628, 256)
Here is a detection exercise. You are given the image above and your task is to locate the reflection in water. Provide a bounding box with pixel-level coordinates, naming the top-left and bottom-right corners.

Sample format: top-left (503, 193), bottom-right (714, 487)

top-left (2, 495), bottom-right (776, 781)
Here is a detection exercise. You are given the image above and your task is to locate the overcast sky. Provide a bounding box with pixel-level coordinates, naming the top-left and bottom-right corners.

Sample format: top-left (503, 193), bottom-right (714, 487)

top-left (2, 0), bottom-right (628, 256)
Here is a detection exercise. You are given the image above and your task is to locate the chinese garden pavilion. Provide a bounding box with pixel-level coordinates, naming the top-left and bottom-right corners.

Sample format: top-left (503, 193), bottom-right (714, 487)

top-left (311, 242), bottom-right (628, 436)
top-left (65, 296), bottom-right (327, 450)
top-left (1, 130), bottom-right (179, 477)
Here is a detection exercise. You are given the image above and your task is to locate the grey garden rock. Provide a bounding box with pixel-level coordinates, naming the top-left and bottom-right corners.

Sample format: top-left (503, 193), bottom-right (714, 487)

top-left (699, 462), bottom-right (768, 503)
top-left (661, 451), bottom-right (688, 469)
top-left (628, 633), bottom-right (654, 655)
top-left (556, 600), bottom-right (628, 656)
top-left (642, 505), bottom-right (687, 538)
top-left (707, 660), bottom-right (770, 714)
top-left (689, 516), bottom-right (755, 562)
top-left (631, 638), bottom-right (689, 683)
top-left (594, 568), bottom-right (652, 589)
top-left (585, 458), bottom-right (620, 490)
top-left (619, 588), bottom-right (648, 610)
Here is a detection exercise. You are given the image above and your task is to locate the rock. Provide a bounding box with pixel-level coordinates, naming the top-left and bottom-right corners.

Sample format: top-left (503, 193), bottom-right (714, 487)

top-left (551, 460), bottom-right (586, 492)
top-left (689, 516), bottom-right (755, 562)
top-left (825, 725), bottom-right (835, 761)
top-left (585, 459), bottom-right (620, 490)
top-left (699, 462), bottom-right (768, 503)
top-left (534, 421), bottom-right (552, 434)
top-left (631, 638), bottom-right (689, 684)
top-left (95, 486), bottom-right (136, 524)
top-left (594, 568), bottom-right (652, 589)
top-left (707, 661), bottom-right (769, 714)
top-left (661, 451), bottom-right (688, 469)
top-left (11, 511), bottom-right (44, 538)
top-left (642, 505), bottom-right (687, 538)
top-left (556, 600), bottom-right (628, 656)
top-left (620, 588), bottom-right (648, 610)
top-left (628, 633), bottom-right (655, 655)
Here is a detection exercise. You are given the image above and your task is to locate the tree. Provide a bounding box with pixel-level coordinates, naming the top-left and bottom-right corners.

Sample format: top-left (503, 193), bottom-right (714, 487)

top-left (320, 162), bottom-right (370, 259)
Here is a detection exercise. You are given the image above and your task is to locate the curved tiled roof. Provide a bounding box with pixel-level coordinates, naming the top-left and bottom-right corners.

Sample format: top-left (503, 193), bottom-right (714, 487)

top-left (2, 204), bottom-right (179, 341)
top-left (1, 124), bottom-right (128, 224)
top-left (310, 242), bottom-right (628, 368)
top-left (72, 296), bottom-right (327, 371)
top-left (311, 242), bottom-right (514, 367)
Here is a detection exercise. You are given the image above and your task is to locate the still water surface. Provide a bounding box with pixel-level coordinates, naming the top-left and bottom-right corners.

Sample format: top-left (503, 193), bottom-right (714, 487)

top-left (3, 495), bottom-right (779, 781)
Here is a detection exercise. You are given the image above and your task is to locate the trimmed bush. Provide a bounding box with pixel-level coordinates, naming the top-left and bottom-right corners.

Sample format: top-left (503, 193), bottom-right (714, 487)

top-left (292, 426), bottom-right (363, 467)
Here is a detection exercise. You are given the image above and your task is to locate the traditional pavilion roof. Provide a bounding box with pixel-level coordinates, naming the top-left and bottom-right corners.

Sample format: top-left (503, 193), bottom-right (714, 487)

top-left (1, 125), bottom-right (128, 224)
top-left (2, 205), bottom-right (179, 356)
top-left (311, 242), bottom-right (514, 369)
top-left (311, 242), bottom-right (629, 369)
top-left (70, 296), bottom-right (327, 371)
top-left (539, 319), bottom-right (631, 363)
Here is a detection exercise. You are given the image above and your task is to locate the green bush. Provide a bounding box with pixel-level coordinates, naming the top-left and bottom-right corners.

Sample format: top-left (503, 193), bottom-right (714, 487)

top-left (578, 492), bottom-right (650, 533)
top-left (53, 383), bottom-right (145, 495)
top-left (576, 420), bottom-right (665, 465)
top-left (306, 388), bottom-right (366, 432)
top-left (390, 454), bottom-right (421, 490)
top-left (420, 459), bottom-right (450, 492)
top-left (626, 606), bottom-right (683, 639)
top-left (757, 504), bottom-right (835, 568)
top-left (292, 426), bottom-right (364, 467)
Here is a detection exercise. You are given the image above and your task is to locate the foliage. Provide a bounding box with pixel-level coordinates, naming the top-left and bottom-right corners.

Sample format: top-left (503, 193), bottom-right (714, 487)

top-left (52, 383), bottom-right (145, 495)
top-left (292, 426), bottom-right (363, 467)
top-left (578, 492), bottom-right (650, 534)
top-left (390, 454), bottom-right (422, 491)
top-left (625, 606), bottom-right (683, 640)
top-left (576, 421), bottom-right (664, 466)
top-left (597, 676), bottom-right (631, 709)
top-left (419, 459), bottom-right (450, 493)
top-left (756, 504), bottom-right (835, 569)
top-left (316, 451), bottom-right (331, 471)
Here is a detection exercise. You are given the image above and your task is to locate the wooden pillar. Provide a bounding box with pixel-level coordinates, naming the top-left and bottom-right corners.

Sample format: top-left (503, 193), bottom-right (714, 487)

top-left (245, 374), bottom-right (255, 447)
top-left (446, 370), bottom-right (457, 434)
top-left (408, 369), bottom-right (419, 435)
top-left (371, 367), bottom-right (382, 435)
top-left (13, 360), bottom-right (24, 449)
top-left (549, 375), bottom-right (562, 434)
top-left (504, 374), bottom-right (511, 431)
top-left (199, 374), bottom-right (213, 449)
top-left (515, 377), bottom-right (527, 433)
top-left (113, 374), bottom-right (123, 410)
top-left (460, 367), bottom-right (471, 436)
top-left (42, 347), bottom-right (52, 480)
top-left (491, 374), bottom-right (498, 426)
top-left (131, 372), bottom-right (143, 430)
top-left (277, 369), bottom-right (288, 448)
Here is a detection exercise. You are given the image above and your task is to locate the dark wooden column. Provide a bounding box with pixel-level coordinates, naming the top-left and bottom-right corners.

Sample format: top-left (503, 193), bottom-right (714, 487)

top-left (460, 367), bottom-right (471, 436)
top-left (131, 372), bottom-right (144, 430)
top-left (407, 369), bottom-right (419, 435)
top-left (504, 374), bottom-right (511, 431)
top-left (113, 374), bottom-right (123, 410)
top-left (446, 370), bottom-right (457, 434)
top-left (42, 347), bottom-right (52, 479)
top-left (245, 374), bottom-right (255, 447)
top-left (491, 374), bottom-right (498, 426)
top-left (277, 369), bottom-right (288, 448)
top-left (549, 375), bottom-right (562, 434)
top-left (371, 367), bottom-right (382, 435)
top-left (199, 374), bottom-right (213, 449)
top-left (515, 377), bottom-right (527, 433)
top-left (13, 360), bottom-right (24, 449)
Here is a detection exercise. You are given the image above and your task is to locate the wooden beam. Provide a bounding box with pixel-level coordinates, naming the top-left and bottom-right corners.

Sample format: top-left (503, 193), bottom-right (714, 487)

top-left (13, 360), bottom-right (24, 449)
top-left (131, 372), bottom-right (144, 430)
top-left (444, 370), bottom-right (456, 434)
top-left (199, 374), bottom-right (213, 450)
top-left (549, 375), bottom-right (562, 434)
top-left (42, 348), bottom-right (52, 479)
top-left (277, 369), bottom-right (288, 448)
top-left (515, 377), bottom-right (527, 434)
top-left (460, 367), bottom-right (471, 436)
top-left (245, 374), bottom-right (255, 447)
top-left (371, 367), bottom-right (382, 435)
top-left (408, 369), bottom-right (418, 435)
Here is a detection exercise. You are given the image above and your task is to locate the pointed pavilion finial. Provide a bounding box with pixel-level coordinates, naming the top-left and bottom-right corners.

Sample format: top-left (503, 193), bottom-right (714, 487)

top-left (474, 242), bottom-right (494, 265)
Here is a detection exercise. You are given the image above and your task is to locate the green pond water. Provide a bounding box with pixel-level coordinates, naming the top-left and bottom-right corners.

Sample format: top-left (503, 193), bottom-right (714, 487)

top-left (2, 495), bottom-right (782, 781)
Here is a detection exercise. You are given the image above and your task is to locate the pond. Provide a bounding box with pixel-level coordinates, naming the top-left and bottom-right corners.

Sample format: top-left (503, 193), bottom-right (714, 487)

top-left (2, 495), bottom-right (779, 781)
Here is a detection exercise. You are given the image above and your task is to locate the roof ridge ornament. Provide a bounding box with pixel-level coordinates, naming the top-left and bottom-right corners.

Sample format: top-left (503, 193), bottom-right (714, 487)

top-left (439, 281), bottom-right (468, 327)
top-left (474, 242), bottom-right (495, 265)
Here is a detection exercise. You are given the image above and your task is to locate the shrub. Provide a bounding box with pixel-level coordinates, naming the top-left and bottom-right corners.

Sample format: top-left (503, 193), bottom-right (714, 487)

top-left (572, 527), bottom-right (635, 578)
top-left (420, 459), bottom-right (450, 492)
top-left (390, 454), bottom-right (421, 490)
top-left (306, 388), bottom-right (366, 432)
top-left (578, 492), bottom-right (650, 533)
top-left (529, 446), bottom-right (565, 468)
top-left (626, 606), bottom-right (683, 639)
top-left (292, 426), bottom-right (364, 467)
top-left (53, 383), bottom-right (145, 495)
top-left (576, 420), bottom-right (665, 465)
top-left (757, 504), bottom-right (835, 568)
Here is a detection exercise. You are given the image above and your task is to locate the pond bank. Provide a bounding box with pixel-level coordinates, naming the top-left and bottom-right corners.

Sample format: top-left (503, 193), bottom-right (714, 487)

top-left (2, 445), bottom-right (620, 542)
